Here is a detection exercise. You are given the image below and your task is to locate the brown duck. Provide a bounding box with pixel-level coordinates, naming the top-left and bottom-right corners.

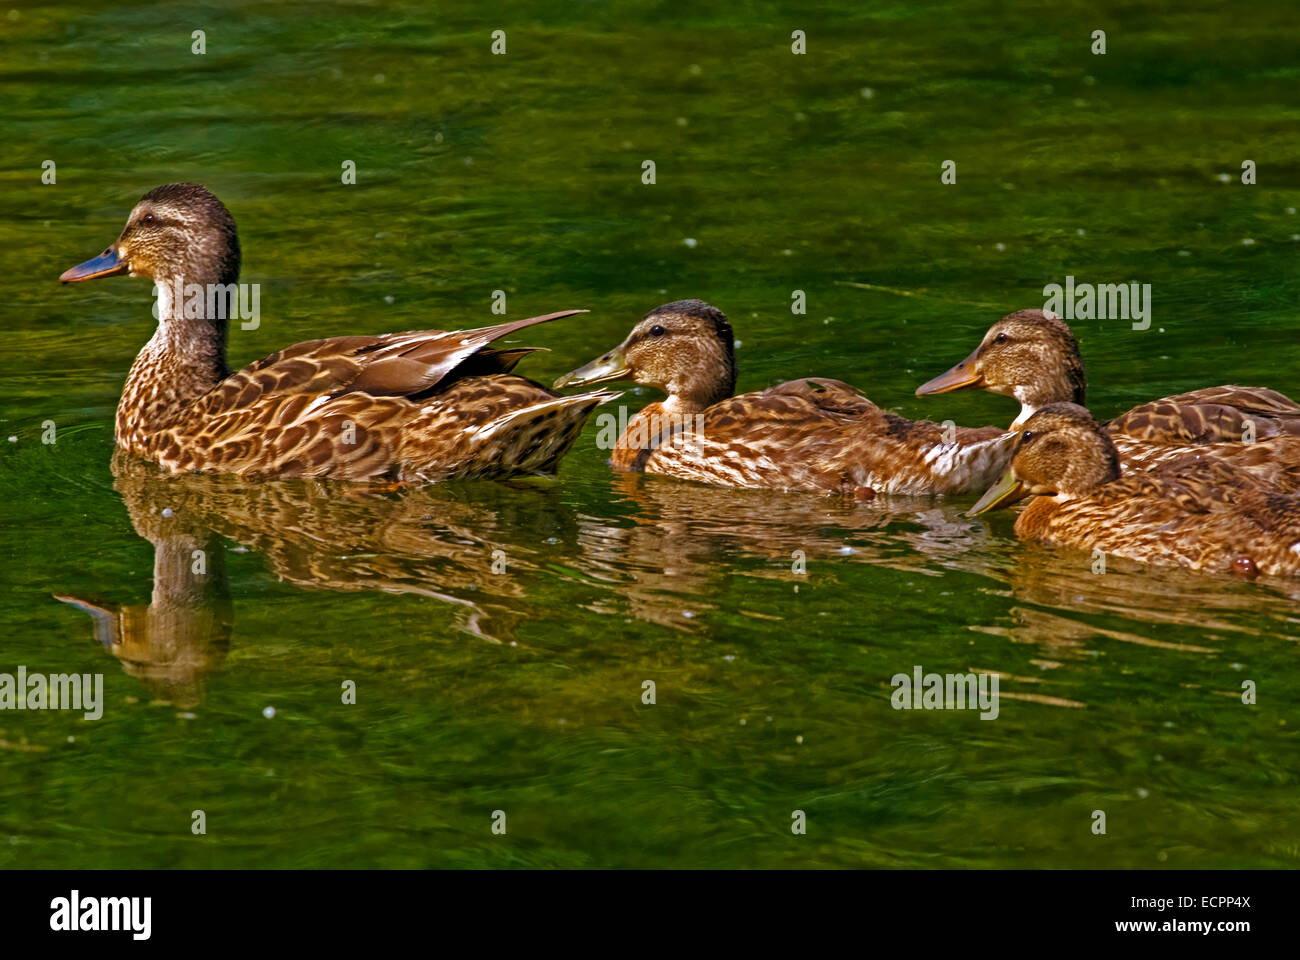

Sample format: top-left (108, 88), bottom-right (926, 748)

top-left (554, 299), bottom-right (1016, 495)
top-left (59, 183), bottom-right (616, 481)
top-left (968, 403), bottom-right (1300, 577)
top-left (916, 309), bottom-right (1300, 489)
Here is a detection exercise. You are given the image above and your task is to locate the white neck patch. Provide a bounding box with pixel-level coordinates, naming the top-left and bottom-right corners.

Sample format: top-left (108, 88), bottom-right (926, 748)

top-left (1010, 398), bottom-right (1037, 430)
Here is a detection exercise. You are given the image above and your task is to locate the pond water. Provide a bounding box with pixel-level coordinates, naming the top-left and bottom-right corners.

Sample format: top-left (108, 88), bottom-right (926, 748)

top-left (1, 1), bottom-right (1297, 867)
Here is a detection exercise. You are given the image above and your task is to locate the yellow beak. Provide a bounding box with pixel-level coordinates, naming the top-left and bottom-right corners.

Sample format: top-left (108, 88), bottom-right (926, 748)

top-left (966, 467), bottom-right (1028, 517)
top-left (554, 345), bottom-right (629, 389)
top-left (915, 347), bottom-right (984, 396)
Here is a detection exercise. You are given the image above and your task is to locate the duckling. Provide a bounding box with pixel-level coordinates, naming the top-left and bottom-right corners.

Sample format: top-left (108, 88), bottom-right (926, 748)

top-left (916, 308), bottom-right (1300, 488)
top-left (554, 299), bottom-right (1016, 495)
top-left (968, 403), bottom-right (1300, 577)
top-left (59, 183), bottom-right (616, 481)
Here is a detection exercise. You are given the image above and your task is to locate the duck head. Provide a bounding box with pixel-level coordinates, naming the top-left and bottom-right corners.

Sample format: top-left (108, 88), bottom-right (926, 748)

top-left (555, 299), bottom-right (737, 412)
top-left (967, 402), bottom-right (1121, 516)
top-left (60, 183), bottom-right (241, 289)
top-left (916, 309), bottom-right (1087, 428)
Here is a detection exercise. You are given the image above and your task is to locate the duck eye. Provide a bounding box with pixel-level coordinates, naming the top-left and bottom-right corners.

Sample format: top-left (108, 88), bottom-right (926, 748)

top-left (142, 213), bottom-right (155, 225)
top-left (650, 324), bottom-right (665, 337)
top-left (1021, 430), bottom-right (1035, 443)
top-left (993, 332), bottom-right (1008, 344)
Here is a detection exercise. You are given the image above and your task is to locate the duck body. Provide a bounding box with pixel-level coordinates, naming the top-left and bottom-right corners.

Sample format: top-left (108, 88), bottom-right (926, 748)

top-left (1014, 462), bottom-right (1300, 577)
top-left (609, 381), bottom-right (1014, 495)
top-left (917, 309), bottom-right (1300, 491)
top-left (62, 184), bottom-right (613, 482)
top-left (558, 300), bottom-right (1016, 496)
top-left (970, 404), bottom-right (1300, 578)
top-left (115, 313), bottom-right (613, 481)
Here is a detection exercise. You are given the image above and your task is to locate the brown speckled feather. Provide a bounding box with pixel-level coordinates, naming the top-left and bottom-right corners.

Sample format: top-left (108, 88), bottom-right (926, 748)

top-left (1106, 385), bottom-right (1300, 445)
top-left (1018, 459), bottom-right (1300, 577)
top-left (614, 378), bottom-right (1017, 495)
top-left (117, 312), bottom-right (616, 481)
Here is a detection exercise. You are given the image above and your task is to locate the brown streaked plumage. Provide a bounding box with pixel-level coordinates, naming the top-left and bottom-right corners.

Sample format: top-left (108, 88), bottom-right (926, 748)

top-left (916, 309), bottom-right (1300, 488)
top-left (59, 183), bottom-right (616, 481)
top-left (968, 403), bottom-right (1300, 577)
top-left (554, 299), bottom-right (1017, 495)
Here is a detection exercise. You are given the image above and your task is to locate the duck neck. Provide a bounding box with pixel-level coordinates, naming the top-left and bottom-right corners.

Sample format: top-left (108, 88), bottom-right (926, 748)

top-left (660, 393), bottom-right (711, 416)
top-left (1006, 356), bottom-right (1086, 430)
top-left (117, 267), bottom-right (236, 444)
top-left (611, 397), bottom-right (711, 471)
top-left (1009, 394), bottom-right (1039, 431)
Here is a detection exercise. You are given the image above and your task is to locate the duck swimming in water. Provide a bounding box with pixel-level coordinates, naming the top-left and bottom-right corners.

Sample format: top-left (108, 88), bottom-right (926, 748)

top-left (59, 183), bottom-right (616, 481)
top-left (968, 403), bottom-right (1300, 578)
top-left (555, 299), bottom-right (1016, 495)
top-left (916, 308), bottom-right (1300, 490)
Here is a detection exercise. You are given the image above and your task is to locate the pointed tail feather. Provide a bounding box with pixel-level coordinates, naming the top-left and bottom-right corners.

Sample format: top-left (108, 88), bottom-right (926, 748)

top-left (470, 389), bottom-right (621, 444)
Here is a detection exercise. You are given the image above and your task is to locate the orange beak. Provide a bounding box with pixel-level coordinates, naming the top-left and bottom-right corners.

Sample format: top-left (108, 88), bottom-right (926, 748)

top-left (915, 347), bottom-right (984, 396)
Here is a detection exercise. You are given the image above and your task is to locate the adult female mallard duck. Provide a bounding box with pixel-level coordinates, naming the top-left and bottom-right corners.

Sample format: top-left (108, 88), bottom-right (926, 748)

top-left (554, 299), bottom-right (1017, 495)
top-left (59, 183), bottom-right (616, 481)
top-left (967, 403), bottom-right (1300, 577)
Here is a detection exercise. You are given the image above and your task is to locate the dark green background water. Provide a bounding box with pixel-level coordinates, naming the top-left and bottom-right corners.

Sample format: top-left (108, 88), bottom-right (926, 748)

top-left (1, 1), bottom-right (1297, 867)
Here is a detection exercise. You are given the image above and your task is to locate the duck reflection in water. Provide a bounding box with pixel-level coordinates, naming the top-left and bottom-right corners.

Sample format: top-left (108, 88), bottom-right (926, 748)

top-left (576, 473), bottom-right (1010, 631)
top-left (56, 453), bottom-right (589, 706)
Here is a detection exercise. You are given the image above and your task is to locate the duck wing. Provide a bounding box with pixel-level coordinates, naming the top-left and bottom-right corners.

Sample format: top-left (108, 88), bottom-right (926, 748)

top-left (1107, 385), bottom-right (1300, 444)
top-left (216, 310), bottom-right (583, 406)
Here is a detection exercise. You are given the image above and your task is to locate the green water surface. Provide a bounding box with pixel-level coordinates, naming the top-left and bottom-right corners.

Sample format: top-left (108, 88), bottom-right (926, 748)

top-left (0, 0), bottom-right (1297, 868)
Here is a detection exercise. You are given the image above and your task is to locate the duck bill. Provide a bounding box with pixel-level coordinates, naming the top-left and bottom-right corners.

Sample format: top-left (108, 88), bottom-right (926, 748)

top-left (60, 247), bottom-right (128, 283)
top-left (554, 346), bottom-right (629, 389)
top-left (915, 349), bottom-right (983, 396)
top-left (966, 469), bottom-right (1028, 517)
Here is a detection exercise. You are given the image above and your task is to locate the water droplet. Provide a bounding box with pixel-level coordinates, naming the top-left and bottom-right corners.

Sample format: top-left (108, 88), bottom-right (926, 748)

top-left (262, 706), bottom-right (276, 719)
